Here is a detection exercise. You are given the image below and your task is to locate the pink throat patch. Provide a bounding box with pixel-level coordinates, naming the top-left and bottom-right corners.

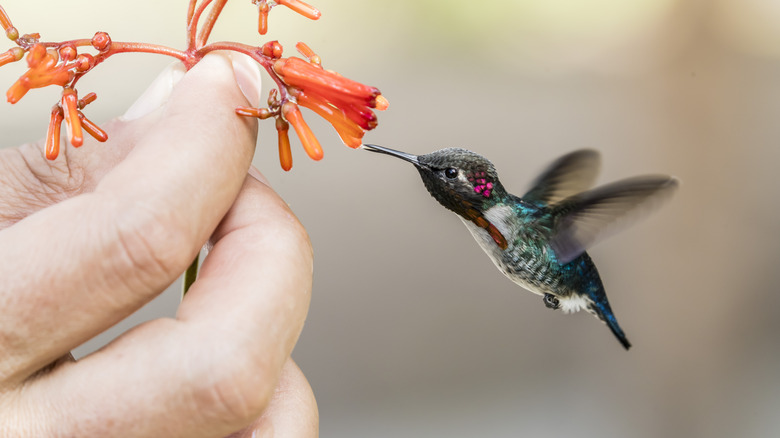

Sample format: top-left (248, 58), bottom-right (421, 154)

top-left (468, 171), bottom-right (494, 198)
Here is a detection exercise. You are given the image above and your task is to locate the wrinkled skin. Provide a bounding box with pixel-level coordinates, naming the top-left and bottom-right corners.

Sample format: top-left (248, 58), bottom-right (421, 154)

top-left (0, 54), bottom-right (317, 438)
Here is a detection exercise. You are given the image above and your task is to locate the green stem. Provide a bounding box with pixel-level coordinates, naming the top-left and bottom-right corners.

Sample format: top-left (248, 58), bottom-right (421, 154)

top-left (182, 253), bottom-right (199, 298)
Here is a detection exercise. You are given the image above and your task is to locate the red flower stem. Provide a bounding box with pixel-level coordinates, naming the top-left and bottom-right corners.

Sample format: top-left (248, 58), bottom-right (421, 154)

top-left (196, 0), bottom-right (228, 47)
top-left (67, 41), bottom-right (189, 88)
top-left (187, 0), bottom-right (198, 25)
top-left (107, 42), bottom-right (188, 60)
top-left (196, 41), bottom-right (262, 60)
top-left (23, 39), bottom-right (93, 51)
top-left (187, 0), bottom-right (214, 50)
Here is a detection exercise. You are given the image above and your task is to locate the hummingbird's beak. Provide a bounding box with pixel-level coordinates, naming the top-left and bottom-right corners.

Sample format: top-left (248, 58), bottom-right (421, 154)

top-left (362, 144), bottom-right (420, 166)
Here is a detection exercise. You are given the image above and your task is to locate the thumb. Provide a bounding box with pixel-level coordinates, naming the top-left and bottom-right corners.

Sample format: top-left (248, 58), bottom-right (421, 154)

top-left (121, 52), bottom-right (263, 122)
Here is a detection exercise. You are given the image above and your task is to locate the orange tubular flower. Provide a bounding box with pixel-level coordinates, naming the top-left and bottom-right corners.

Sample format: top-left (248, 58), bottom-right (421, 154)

top-left (79, 113), bottom-right (108, 142)
top-left (45, 106), bottom-right (64, 160)
top-left (0, 5), bottom-right (17, 41)
top-left (375, 95), bottom-right (389, 111)
top-left (254, 0), bottom-right (319, 35)
top-left (276, 0), bottom-right (321, 20)
top-left (276, 117), bottom-right (293, 171)
top-left (0, 47), bottom-right (22, 67)
top-left (43, 90), bottom-right (105, 160)
top-left (61, 88), bottom-right (83, 147)
top-left (2, 1), bottom-right (387, 169)
top-left (282, 101), bottom-right (323, 161)
top-left (295, 42), bottom-right (320, 66)
top-left (257, 2), bottom-right (270, 35)
top-left (7, 44), bottom-right (76, 104)
top-left (0, 6), bottom-right (12, 30)
top-left (274, 57), bottom-right (378, 104)
top-left (295, 90), bottom-right (363, 148)
top-left (237, 40), bottom-right (387, 170)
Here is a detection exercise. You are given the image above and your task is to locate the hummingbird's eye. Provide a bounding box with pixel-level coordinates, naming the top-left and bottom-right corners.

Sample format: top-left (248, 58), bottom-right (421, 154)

top-left (445, 168), bottom-right (458, 179)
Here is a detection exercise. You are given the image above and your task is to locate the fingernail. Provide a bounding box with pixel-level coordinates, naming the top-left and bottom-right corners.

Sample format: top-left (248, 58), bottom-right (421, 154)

top-left (230, 52), bottom-right (263, 108)
top-left (120, 61), bottom-right (187, 121)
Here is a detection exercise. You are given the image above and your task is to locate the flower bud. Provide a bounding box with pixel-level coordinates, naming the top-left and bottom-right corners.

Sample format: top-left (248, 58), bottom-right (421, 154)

top-left (59, 45), bottom-right (77, 62)
top-left (261, 41), bottom-right (283, 59)
top-left (91, 31), bottom-right (111, 51)
top-left (75, 53), bottom-right (94, 72)
top-left (78, 92), bottom-right (98, 109)
top-left (5, 26), bottom-right (18, 41)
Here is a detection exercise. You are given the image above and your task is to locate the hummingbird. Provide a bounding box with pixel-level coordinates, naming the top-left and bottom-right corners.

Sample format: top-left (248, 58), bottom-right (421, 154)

top-left (362, 144), bottom-right (678, 350)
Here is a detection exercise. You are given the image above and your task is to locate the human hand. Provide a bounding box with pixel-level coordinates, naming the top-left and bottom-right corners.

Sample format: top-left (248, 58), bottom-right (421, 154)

top-left (0, 54), bottom-right (317, 437)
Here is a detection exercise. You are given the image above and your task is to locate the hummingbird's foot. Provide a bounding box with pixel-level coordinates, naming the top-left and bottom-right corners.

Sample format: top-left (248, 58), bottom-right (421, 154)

top-left (543, 293), bottom-right (560, 310)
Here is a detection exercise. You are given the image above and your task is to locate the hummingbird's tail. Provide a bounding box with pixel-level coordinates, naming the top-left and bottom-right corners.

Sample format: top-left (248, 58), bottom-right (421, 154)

top-left (601, 310), bottom-right (631, 350)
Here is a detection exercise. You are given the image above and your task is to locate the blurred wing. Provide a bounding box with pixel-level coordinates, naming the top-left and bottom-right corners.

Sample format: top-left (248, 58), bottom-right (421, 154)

top-left (522, 149), bottom-right (601, 205)
top-left (549, 175), bottom-right (679, 264)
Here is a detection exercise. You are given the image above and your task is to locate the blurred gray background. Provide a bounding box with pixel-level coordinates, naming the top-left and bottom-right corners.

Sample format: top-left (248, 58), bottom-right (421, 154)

top-left (2, 1), bottom-right (779, 437)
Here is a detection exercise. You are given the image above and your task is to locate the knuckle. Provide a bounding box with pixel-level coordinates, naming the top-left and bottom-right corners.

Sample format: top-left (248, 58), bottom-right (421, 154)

top-left (106, 199), bottom-right (194, 292)
top-left (188, 347), bottom-right (276, 425)
top-left (266, 206), bottom-right (313, 265)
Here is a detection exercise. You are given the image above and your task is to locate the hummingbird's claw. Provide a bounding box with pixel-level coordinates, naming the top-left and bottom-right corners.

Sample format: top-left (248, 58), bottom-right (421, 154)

top-left (543, 293), bottom-right (560, 310)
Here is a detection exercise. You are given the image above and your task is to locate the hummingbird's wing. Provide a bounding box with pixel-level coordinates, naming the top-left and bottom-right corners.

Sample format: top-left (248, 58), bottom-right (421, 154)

top-left (522, 149), bottom-right (601, 205)
top-left (548, 175), bottom-right (679, 264)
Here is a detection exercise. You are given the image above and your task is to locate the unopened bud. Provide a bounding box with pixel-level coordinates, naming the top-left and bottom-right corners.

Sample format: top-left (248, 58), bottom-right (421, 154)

top-left (91, 31), bottom-right (111, 51)
top-left (5, 26), bottom-right (18, 41)
top-left (261, 41), bottom-right (283, 59)
top-left (59, 45), bottom-right (77, 62)
top-left (75, 53), bottom-right (94, 72)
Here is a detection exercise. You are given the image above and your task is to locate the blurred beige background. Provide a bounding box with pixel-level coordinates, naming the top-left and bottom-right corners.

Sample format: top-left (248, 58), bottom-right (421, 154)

top-left (2, 1), bottom-right (779, 437)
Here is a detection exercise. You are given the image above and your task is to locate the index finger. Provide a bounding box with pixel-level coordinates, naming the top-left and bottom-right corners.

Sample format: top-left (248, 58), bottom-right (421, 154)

top-left (0, 53), bottom-right (258, 384)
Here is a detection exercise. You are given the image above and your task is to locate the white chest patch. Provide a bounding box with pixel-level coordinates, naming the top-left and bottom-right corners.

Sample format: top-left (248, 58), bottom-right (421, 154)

top-left (482, 204), bottom-right (517, 239)
top-left (557, 294), bottom-right (591, 314)
top-left (458, 204), bottom-right (519, 282)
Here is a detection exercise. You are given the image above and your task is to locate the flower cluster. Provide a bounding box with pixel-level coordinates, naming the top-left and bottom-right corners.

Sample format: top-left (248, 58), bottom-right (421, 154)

top-left (0, 1), bottom-right (386, 170)
top-left (45, 89), bottom-right (107, 160)
top-left (6, 43), bottom-right (94, 104)
top-left (236, 41), bottom-right (388, 170)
